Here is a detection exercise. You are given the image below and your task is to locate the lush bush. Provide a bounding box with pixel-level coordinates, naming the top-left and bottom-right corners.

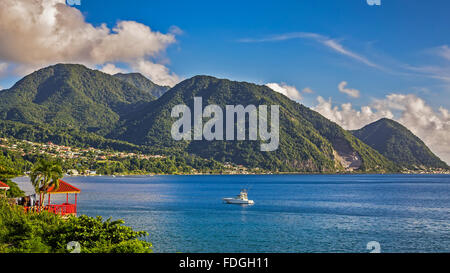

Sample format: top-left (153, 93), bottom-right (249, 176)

top-left (0, 150), bottom-right (27, 198)
top-left (0, 198), bottom-right (151, 253)
top-left (48, 215), bottom-right (151, 253)
top-left (0, 148), bottom-right (32, 178)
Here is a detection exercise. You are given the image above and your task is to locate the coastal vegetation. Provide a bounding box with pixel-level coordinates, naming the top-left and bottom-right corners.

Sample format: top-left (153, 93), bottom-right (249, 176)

top-left (0, 149), bottom-right (28, 197)
top-left (0, 198), bottom-right (151, 253)
top-left (0, 159), bottom-right (152, 253)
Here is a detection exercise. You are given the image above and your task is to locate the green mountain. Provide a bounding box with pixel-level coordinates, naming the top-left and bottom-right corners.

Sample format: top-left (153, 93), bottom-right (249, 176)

top-left (351, 118), bottom-right (448, 169)
top-left (113, 73), bottom-right (169, 98)
top-left (0, 64), bottom-right (155, 135)
top-left (6, 64), bottom-right (438, 172)
top-left (110, 75), bottom-right (396, 172)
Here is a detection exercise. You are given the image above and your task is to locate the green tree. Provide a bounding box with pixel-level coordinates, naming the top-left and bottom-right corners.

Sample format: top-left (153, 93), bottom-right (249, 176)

top-left (29, 159), bottom-right (63, 207)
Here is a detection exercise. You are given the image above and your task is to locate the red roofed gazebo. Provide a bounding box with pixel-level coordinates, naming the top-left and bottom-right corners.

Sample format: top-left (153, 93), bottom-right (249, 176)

top-left (0, 181), bottom-right (10, 197)
top-left (45, 180), bottom-right (80, 216)
top-left (46, 180), bottom-right (81, 195)
top-left (24, 180), bottom-right (81, 216)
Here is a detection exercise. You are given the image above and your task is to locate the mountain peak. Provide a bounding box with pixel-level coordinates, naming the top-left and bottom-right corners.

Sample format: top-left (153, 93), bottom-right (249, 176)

top-left (0, 63), bottom-right (155, 135)
top-left (112, 75), bottom-right (396, 172)
top-left (352, 118), bottom-right (448, 169)
top-left (36, 63), bottom-right (91, 73)
top-left (188, 75), bottom-right (219, 81)
top-left (114, 72), bottom-right (146, 79)
top-left (183, 75), bottom-right (265, 87)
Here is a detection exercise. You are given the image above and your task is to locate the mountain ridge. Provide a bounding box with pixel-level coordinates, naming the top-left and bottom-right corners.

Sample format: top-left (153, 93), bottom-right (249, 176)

top-left (351, 118), bottom-right (448, 169)
top-left (0, 64), bottom-right (444, 172)
top-left (110, 75), bottom-right (397, 172)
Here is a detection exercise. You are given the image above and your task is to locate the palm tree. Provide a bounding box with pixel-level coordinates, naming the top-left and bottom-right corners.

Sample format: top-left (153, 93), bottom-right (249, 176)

top-left (30, 159), bottom-right (63, 208)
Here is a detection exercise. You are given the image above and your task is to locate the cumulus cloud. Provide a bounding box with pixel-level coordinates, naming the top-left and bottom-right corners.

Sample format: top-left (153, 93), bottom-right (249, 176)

top-left (0, 0), bottom-right (180, 86)
top-left (99, 64), bottom-right (127, 75)
top-left (132, 60), bottom-right (181, 87)
top-left (266, 83), bottom-right (302, 101)
top-left (338, 81), bottom-right (360, 98)
top-left (313, 96), bottom-right (393, 130)
top-left (313, 94), bottom-right (450, 164)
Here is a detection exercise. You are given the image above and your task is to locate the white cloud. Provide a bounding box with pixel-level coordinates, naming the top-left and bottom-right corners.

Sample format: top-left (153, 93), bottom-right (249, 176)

top-left (338, 81), bottom-right (360, 98)
top-left (266, 83), bottom-right (302, 101)
top-left (313, 94), bottom-right (450, 164)
top-left (239, 32), bottom-right (380, 69)
top-left (404, 64), bottom-right (450, 83)
top-left (0, 0), bottom-right (181, 86)
top-left (313, 96), bottom-right (392, 130)
top-left (402, 45), bottom-right (450, 83)
top-left (132, 60), bottom-right (181, 87)
top-left (302, 87), bottom-right (314, 94)
top-left (99, 63), bottom-right (127, 75)
top-left (321, 39), bottom-right (379, 68)
top-left (434, 45), bottom-right (450, 61)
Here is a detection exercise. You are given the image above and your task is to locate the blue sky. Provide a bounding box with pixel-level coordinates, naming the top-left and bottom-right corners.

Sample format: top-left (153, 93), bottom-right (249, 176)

top-left (0, 0), bottom-right (449, 162)
top-left (1, 0), bottom-right (449, 108)
top-left (69, 0), bottom-right (450, 109)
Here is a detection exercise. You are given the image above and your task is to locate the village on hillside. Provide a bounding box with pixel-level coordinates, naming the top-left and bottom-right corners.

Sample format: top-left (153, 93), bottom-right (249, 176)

top-left (0, 137), bottom-right (254, 175)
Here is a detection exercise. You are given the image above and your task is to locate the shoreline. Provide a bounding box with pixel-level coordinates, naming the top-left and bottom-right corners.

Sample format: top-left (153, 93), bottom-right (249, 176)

top-left (19, 172), bottom-right (450, 179)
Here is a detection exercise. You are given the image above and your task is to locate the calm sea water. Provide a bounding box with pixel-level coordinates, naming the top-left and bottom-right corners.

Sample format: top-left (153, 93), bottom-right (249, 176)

top-left (14, 174), bottom-right (450, 253)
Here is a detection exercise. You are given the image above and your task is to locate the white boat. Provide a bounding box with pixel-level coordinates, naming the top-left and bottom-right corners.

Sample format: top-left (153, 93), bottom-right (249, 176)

top-left (223, 189), bottom-right (254, 205)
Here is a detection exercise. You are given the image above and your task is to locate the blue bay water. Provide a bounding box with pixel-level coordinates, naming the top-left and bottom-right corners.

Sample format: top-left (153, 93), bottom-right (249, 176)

top-left (14, 174), bottom-right (450, 253)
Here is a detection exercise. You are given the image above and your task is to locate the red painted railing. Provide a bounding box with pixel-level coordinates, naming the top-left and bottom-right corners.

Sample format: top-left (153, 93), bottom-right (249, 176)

top-left (24, 203), bottom-right (77, 216)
